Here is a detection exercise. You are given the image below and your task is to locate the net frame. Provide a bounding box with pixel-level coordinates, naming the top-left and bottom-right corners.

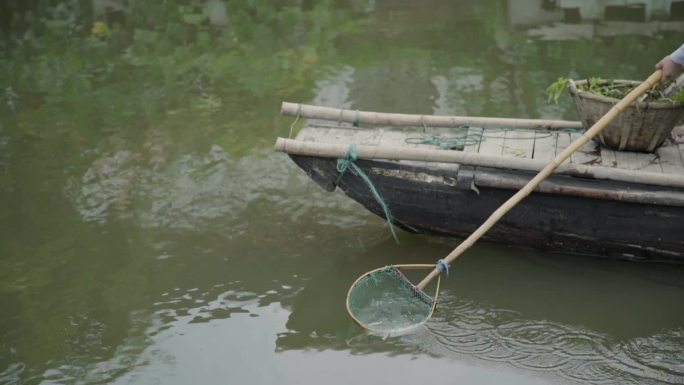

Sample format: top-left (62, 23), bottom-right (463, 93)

top-left (345, 264), bottom-right (442, 335)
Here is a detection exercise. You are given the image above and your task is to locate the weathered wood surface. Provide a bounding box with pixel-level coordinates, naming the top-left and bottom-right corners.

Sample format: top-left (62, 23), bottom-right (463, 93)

top-left (569, 132), bottom-right (600, 165)
top-left (658, 144), bottom-right (684, 174)
top-left (463, 126), bottom-right (483, 153)
top-left (283, 124), bottom-right (684, 261)
top-left (282, 102), bottom-right (584, 130)
top-left (532, 131), bottom-right (557, 163)
top-left (478, 128), bottom-right (505, 157)
top-left (289, 154), bottom-right (684, 261)
top-left (284, 126), bottom-right (684, 190)
top-left (503, 129), bottom-right (535, 158)
top-left (295, 125), bottom-right (684, 177)
top-left (555, 132), bottom-right (573, 166)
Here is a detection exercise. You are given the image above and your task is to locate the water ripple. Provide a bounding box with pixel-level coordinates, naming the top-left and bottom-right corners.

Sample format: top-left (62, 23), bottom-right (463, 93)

top-left (64, 146), bottom-right (370, 230)
top-left (426, 294), bottom-right (684, 385)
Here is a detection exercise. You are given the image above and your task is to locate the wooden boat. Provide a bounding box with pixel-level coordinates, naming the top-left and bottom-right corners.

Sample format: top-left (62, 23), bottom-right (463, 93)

top-left (275, 102), bottom-right (684, 262)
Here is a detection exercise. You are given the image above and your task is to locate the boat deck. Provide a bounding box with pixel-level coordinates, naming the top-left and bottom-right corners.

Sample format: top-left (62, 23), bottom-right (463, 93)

top-left (296, 124), bottom-right (684, 176)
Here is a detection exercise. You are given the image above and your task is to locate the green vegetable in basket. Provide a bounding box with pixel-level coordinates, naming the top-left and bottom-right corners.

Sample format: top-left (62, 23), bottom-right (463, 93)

top-left (546, 77), bottom-right (568, 104)
top-left (546, 76), bottom-right (684, 104)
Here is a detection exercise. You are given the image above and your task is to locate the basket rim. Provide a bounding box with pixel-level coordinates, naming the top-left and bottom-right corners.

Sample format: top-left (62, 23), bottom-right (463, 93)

top-left (568, 78), bottom-right (684, 109)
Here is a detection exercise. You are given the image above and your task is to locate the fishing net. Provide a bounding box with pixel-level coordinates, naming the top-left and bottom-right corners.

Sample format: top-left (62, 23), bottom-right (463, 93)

top-left (346, 266), bottom-right (438, 336)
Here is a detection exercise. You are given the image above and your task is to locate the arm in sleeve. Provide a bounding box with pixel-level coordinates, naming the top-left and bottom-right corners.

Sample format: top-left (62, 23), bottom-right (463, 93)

top-left (671, 43), bottom-right (684, 65)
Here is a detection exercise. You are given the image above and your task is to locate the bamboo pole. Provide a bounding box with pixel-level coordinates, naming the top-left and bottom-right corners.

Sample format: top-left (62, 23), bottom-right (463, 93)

top-left (274, 137), bottom-right (684, 189)
top-left (281, 102), bottom-right (584, 130)
top-left (414, 70), bottom-right (663, 291)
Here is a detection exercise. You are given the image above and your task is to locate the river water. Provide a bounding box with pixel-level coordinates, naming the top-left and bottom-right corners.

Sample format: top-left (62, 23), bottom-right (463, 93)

top-left (1, 1), bottom-right (683, 384)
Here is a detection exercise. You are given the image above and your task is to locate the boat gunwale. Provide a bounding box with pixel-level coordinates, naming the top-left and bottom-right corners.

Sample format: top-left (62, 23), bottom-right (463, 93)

top-left (275, 136), bottom-right (684, 191)
top-left (281, 102), bottom-right (584, 130)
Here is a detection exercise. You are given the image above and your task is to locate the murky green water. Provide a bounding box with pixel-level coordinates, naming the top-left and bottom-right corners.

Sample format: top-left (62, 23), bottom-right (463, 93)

top-left (1, 1), bottom-right (684, 384)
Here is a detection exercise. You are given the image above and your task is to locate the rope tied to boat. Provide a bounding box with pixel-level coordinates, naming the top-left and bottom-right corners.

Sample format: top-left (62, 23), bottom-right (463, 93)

top-left (288, 103), bottom-right (302, 139)
top-left (336, 144), bottom-right (399, 244)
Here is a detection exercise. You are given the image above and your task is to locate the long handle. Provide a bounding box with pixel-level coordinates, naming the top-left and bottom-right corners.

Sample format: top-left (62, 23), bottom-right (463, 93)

top-left (416, 70), bottom-right (662, 291)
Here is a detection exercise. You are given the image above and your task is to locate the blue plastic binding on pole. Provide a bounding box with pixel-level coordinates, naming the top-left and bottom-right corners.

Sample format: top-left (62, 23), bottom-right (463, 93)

top-left (437, 259), bottom-right (449, 276)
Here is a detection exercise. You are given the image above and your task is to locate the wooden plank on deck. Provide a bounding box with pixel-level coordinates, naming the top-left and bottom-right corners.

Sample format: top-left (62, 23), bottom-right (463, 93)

top-left (569, 132), bottom-right (601, 166)
top-left (478, 128), bottom-right (505, 157)
top-left (328, 127), bottom-right (383, 146)
top-left (599, 145), bottom-right (617, 168)
top-left (634, 152), bottom-right (663, 173)
top-left (555, 131), bottom-right (572, 166)
top-left (532, 131), bottom-right (558, 163)
top-left (656, 144), bottom-right (684, 175)
top-left (614, 150), bottom-right (662, 172)
top-left (614, 150), bottom-right (638, 170)
top-left (297, 126), bottom-right (331, 142)
top-left (502, 129), bottom-right (535, 159)
top-left (380, 129), bottom-right (414, 148)
top-left (463, 127), bottom-right (483, 153)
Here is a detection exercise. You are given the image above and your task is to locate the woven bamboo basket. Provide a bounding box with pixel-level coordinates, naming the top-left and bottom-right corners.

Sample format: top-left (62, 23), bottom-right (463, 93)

top-left (568, 79), bottom-right (684, 152)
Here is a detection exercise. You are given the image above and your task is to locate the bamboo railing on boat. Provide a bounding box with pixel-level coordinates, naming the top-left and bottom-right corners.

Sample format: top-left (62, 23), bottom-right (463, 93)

top-left (281, 102), bottom-right (584, 130)
top-left (274, 137), bottom-right (684, 190)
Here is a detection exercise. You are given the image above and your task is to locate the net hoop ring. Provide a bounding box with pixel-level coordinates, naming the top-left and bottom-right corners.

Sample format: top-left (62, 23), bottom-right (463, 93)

top-left (345, 264), bottom-right (442, 334)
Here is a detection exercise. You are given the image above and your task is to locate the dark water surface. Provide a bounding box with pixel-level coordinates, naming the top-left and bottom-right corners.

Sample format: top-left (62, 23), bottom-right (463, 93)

top-left (1, 1), bottom-right (684, 384)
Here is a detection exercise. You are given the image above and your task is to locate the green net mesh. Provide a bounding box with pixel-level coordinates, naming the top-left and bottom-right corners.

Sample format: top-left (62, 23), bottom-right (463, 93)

top-left (347, 266), bottom-right (435, 336)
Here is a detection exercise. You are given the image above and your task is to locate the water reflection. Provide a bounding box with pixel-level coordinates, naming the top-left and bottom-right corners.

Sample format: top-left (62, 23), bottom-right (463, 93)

top-left (508, 0), bottom-right (684, 40)
top-left (23, 138), bottom-right (684, 384)
top-left (2, 1), bottom-right (684, 384)
top-left (350, 61), bottom-right (438, 114)
top-left (103, 301), bottom-right (561, 385)
top-left (6, 131), bottom-right (684, 382)
top-left (276, 239), bottom-right (684, 384)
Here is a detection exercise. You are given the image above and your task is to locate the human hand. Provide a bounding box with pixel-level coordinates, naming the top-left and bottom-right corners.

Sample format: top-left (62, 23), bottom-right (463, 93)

top-left (655, 55), bottom-right (683, 81)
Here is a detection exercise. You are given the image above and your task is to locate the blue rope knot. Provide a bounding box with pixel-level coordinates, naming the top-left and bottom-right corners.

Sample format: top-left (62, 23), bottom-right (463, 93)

top-left (336, 144), bottom-right (357, 184)
top-left (437, 259), bottom-right (449, 276)
top-left (335, 144), bottom-right (399, 244)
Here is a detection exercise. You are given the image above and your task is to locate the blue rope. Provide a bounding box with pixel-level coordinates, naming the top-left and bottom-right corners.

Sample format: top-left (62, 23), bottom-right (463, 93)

top-left (405, 127), bottom-right (574, 150)
top-left (336, 144), bottom-right (399, 244)
top-left (406, 134), bottom-right (482, 149)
